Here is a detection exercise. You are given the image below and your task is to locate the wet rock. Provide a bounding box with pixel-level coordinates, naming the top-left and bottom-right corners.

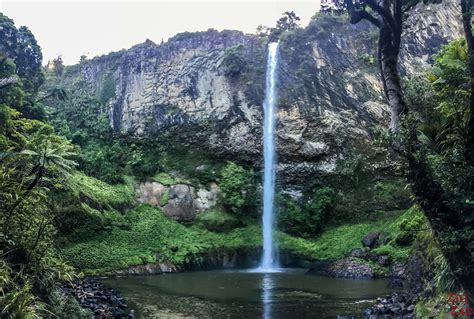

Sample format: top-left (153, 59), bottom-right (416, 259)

top-left (363, 290), bottom-right (419, 319)
top-left (63, 279), bottom-right (132, 318)
top-left (327, 257), bottom-right (374, 279)
top-left (112, 261), bottom-right (179, 275)
top-left (390, 262), bottom-right (409, 279)
top-left (388, 277), bottom-right (404, 289)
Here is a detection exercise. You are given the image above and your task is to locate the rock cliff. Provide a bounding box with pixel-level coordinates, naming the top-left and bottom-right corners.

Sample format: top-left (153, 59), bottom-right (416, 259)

top-left (62, 1), bottom-right (463, 184)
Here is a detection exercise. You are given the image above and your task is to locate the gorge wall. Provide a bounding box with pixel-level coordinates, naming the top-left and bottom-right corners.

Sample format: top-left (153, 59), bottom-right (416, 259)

top-left (60, 1), bottom-right (462, 186)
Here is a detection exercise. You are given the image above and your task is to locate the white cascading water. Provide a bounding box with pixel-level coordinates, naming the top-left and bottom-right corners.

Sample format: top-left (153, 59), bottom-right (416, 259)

top-left (260, 42), bottom-right (279, 271)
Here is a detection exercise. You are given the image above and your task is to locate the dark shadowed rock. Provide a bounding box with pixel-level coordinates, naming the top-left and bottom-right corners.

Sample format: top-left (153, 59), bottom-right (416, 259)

top-left (362, 231), bottom-right (381, 248)
top-left (63, 279), bottom-right (132, 318)
top-left (349, 248), bottom-right (366, 257)
top-left (327, 258), bottom-right (374, 279)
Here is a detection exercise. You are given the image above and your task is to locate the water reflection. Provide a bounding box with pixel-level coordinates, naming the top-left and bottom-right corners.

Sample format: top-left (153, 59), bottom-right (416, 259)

top-left (101, 269), bottom-right (395, 318)
top-left (262, 273), bottom-right (274, 319)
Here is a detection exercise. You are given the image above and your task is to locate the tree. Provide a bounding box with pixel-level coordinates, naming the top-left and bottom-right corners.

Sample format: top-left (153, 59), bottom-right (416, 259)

top-left (256, 11), bottom-right (302, 41)
top-left (52, 55), bottom-right (64, 77)
top-left (321, 0), bottom-right (474, 305)
top-left (276, 11), bottom-right (301, 32)
top-left (2, 139), bottom-right (77, 234)
top-left (460, 0), bottom-right (474, 166)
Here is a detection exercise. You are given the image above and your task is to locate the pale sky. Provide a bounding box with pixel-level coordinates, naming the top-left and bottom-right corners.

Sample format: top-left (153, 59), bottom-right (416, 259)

top-left (0, 0), bottom-right (321, 65)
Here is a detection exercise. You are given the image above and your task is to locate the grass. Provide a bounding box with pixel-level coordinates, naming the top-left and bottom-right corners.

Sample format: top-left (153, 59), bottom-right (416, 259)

top-left (61, 204), bottom-right (421, 274)
top-left (279, 215), bottom-right (398, 260)
top-left (415, 292), bottom-right (452, 319)
top-left (69, 172), bottom-right (135, 208)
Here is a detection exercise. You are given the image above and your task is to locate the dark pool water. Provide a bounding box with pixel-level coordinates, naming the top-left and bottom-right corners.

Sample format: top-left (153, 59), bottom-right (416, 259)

top-left (101, 268), bottom-right (395, 318)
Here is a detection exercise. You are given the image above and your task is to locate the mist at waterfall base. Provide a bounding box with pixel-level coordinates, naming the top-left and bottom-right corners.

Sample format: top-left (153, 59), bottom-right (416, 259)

top-left (259, 41), bottom-right (280, 272)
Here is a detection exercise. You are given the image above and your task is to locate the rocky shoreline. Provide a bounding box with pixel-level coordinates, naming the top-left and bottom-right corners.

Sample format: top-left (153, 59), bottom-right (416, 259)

top-left (363, 290), bottom-right (419, 318)
top-left (63, 279), bottom-right (134, 318)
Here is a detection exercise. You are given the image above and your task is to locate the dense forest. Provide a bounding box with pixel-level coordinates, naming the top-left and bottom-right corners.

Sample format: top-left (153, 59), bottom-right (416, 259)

top-left (0, 0), bottom-right (473, 318)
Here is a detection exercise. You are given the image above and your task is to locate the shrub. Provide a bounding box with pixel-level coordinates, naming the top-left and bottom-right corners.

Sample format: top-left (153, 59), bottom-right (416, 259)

top-left (279, 186), bottom-right (335, 237)
top-left (395, 214), bottom-right (425, 245)
top-left (221, 45), bottom-right (245, 76)
top-left (219, 161), bottom-right (256, 216)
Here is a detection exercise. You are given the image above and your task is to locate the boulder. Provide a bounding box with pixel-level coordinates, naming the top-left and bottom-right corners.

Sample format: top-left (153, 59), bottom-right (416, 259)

top-left (163, 184), bottom-right (197, 221)
top-left (327, 258), bottom-right (374, 279)
top-left (362, 231), bottom-right (381, 248)
top-left (136, 182), bottom-right (168, 206)
top-left (194, 182), bottom-right (220, 212)
top-left (349, 248), bottom-right (366, 258)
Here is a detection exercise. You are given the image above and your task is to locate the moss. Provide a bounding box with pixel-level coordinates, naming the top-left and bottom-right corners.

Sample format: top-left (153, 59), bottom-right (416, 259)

top-left (151, 172), bottom-right (187, 186)
top-left (371, 244), bottom-right (411, 261)
top-left (61, 205), bottom-right (260, 273)
top-left (365, 259), bottom-right (390, 277)
top-left (159, 189), bottom-right (169, 206)
top-left (68, 172), bottom-right (135, 208)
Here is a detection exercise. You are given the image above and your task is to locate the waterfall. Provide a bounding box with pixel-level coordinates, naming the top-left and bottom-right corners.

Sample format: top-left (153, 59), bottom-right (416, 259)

top-left (260, 42), bottom-right (279, 271)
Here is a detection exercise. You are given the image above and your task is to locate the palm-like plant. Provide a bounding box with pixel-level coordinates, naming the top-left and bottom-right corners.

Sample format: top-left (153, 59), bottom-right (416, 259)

top-left (1, 140), bottom-right (77, 233)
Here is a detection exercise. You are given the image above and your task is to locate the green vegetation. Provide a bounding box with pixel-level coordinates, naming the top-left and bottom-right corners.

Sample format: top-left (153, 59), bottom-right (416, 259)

top-left (69, 173), bottom-right (135, 208)
top-left (220, 161), bottom-right (257, 216)
top-left (1, 6), bottom-right (472, 317)
top-left (279, 187), bottom-right (335, 237)
top-left (160, 189), bottom-right (170, 206)
top-left (151, 172), bottom-right (181, 186)
top-left (256, 11), bottom-right (301, 41)
top-left (61, 204), bottom-right (255, 273)
top-left (0, 15), bottom-right (85, 317)
top-left (196, 209), bottom-right (241, 232)
top-left (61, 204), bottom-right (424, 274)
top-left (415, 293), bottom-right (452, 319)
top-left (221, 45), bottom-right (246, 76)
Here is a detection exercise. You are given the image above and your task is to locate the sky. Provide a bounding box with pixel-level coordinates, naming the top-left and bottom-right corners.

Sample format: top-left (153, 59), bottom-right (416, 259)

top-left (0, 0), bottom-right (321, 65)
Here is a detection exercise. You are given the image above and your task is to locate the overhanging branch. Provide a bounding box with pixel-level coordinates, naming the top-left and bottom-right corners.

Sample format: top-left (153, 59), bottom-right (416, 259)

top-left (362, 0), bottom-right (398, 31)
top-left (344, 0), bottom-right (381, 27)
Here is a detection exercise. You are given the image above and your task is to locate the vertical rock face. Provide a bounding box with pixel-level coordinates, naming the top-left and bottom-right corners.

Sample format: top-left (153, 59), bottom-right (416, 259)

top-left (66, 1), bottom-right (462, 182)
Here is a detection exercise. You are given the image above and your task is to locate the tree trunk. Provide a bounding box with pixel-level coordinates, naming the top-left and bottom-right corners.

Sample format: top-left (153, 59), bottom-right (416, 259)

top-left (460, 0), bottom-right (474, 168)
top-left (344, 0), bottom-right (474, 307)
top-left (376, 12), bottom-right (474, 306)
top-left (378, 25), bottom-right (406, 135)
top-left (405, 147), bottom-right (474, 306)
